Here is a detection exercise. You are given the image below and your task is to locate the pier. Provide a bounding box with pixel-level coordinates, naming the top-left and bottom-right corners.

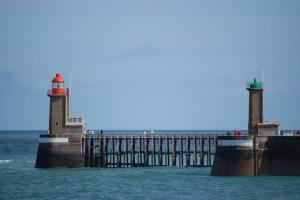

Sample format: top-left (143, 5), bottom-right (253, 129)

top-left (82, 132), bottom-right (217, 168)
top-left (35, 74), bottom-right (217, 169)
top-left (35, 74), bottom-right (300, 175)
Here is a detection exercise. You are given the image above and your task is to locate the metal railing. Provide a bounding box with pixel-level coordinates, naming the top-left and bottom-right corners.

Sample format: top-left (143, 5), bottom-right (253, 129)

top-left (66, 117), bottom-right (84, 126)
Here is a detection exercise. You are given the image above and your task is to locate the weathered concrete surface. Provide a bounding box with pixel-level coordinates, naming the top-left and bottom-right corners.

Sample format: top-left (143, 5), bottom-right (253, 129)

top-left (212, 147), bottom-right (254, 176)
top-left (35, 134), bottom-right (84, 168)
top-left (257, 122), bottom-right (280, 136)
top-left (211, 136), bottom-right (254, 176)
top-left (212, 136), bottom-right (300, 176)
top-left (247, 88), bottom-right (263, 136)
top-left (257, 136), bottom-right (300, 175)
top-left (49, 93), bottom-right (83, 135)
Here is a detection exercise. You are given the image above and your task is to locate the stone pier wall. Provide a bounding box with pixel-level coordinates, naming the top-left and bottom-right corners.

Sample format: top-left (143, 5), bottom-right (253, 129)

top-left (35, 134), bottom-right (84, 168)
top-left (212, 136), bottom-right (300, 176)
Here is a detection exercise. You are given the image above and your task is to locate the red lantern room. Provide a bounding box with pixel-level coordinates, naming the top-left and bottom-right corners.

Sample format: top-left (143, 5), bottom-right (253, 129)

top-left (51, 74), bottom-right (65, 94)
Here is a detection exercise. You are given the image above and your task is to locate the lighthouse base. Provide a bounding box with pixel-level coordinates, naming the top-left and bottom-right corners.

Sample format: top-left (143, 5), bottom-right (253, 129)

top-left (35, 134), bottom-right (84, 168)
top-left (212, 136), bottom-right (300, 176)
top-left (211, 136), bottom-right (255, 176)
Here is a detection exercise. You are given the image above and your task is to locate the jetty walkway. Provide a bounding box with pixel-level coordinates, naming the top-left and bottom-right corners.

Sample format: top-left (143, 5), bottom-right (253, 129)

top-left (83, 131), bottom-right (218, 168)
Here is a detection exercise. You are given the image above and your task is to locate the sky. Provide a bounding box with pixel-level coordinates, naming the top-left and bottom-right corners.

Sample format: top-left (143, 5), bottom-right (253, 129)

top-left (0, 0), bottom-right (299, 130)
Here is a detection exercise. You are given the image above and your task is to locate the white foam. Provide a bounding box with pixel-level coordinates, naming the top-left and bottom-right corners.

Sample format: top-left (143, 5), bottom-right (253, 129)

top-left (0, 159), bottom-right (13, 164)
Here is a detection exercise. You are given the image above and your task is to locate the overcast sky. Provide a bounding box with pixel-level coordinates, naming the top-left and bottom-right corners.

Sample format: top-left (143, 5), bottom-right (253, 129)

top-left (0, 0), bottom-right (299, 130)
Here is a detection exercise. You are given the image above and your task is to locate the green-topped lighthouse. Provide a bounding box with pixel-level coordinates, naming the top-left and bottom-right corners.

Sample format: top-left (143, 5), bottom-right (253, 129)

top-left (247, 78), bottom-right (280, 136)
top-left (247, 78), bottom-right (264, 136)
top-left (211, 77), bottom-right (300, 176)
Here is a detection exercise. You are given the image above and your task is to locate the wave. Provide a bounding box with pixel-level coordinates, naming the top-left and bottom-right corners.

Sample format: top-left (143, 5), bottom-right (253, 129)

top-left (0, 159), bottom-right (13, 164)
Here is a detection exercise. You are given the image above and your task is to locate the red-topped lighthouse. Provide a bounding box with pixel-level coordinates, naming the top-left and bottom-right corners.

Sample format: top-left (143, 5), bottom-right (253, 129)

top-left (51, 73), bottom-right (66, 95)
top-left (35, 73), bottom-right (85, 168)
top-left (47, 73), bottom-right (73, 135)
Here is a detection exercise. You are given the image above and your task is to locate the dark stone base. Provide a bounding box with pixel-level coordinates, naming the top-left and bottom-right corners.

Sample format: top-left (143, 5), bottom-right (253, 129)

top-left (35, 134), bottom-right (84, 168)
top-left (211, 147), bottom-right (254, 176)
top-left (257, 136), bottom-right (300, 175)
top-left (212, 136), bottom-right (300, 176)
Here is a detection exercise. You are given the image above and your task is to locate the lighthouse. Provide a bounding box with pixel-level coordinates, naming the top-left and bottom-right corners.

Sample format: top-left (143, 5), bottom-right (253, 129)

top-left (212, 78), bottom-right (283, 176)
top-left (246, 78), bottom-right (280, 136)
top-left (47, 74), bottom-right (84, 135)
top-left (35, 73), bottom-right (85, 168)
top-left (246, 78), bottom-right (264, 136)
top-left (48, 74), bottom-right (68, 135)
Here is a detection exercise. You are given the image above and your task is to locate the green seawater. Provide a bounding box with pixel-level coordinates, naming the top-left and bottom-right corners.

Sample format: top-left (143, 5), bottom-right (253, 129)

top-left (0, 131), bottom-right (300, 200)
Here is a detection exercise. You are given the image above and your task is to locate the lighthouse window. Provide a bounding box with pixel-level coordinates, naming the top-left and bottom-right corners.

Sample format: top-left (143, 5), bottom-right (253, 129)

top-left (55, 122), bottom-right (59, 126)
top-left (52, 83), bottom-right (64, 88)
top-left (58, 83), bottom-right (64, 88)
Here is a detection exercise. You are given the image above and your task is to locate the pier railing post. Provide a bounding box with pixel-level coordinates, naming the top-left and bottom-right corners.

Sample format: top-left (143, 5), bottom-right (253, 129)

top-left (186, 136), bottom-right (190, 167)
top-left (158, 136), bottom-right (162, 166)
top-left (144, 135), bottom-right (148, 166)
top-left (151, 135), bottom-right (155, 166)
top-left (90, 137), bottom-right (94, 167)
top-left (117, 136), bottom-right (122, 168)
top-left (179, 136), bottom-right (183, 167)
top-left (99, 134), bottom-right (104, 168)
top-left (131, 136), bottom-right (135, 167)
top-left (172, 136), bottom-right (176, 166)
top-left (112, 136), bottom-right (115, 168)
top-left (104, 137), bottom-right (108, 167)
top-left (193, 136), bottom-right (197, 167)
top-left (200, 136), bottom-right (204, 166)
top-left (109, 136), bottom-right (112, 168)
top-left (84, 137), bottom-right (88, 167)
top-left (125, 136), bottom-right (129, 167)
top-left (138, 136), bottom-right (142, 166)
top-left (208, 137), bottom-right (211, 166)
top-left (166, 137), bottom-right (169, 166)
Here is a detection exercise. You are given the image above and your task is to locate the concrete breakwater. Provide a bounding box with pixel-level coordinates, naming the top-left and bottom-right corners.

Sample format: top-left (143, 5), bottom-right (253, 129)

top-left (36, 74), bottom-right (300, 176)
top-left (36, 132), bottom-right (217, 168)
top-left (212, 135), bottom-right (300, 176)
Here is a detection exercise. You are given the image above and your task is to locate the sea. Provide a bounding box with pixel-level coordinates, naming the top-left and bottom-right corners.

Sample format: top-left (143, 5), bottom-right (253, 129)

top-left (1, 130), bottom-right (300, 200)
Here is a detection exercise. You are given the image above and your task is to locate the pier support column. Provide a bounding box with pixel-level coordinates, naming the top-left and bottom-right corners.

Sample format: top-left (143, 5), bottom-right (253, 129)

top-left (172, 136), bottom-right (176, 166)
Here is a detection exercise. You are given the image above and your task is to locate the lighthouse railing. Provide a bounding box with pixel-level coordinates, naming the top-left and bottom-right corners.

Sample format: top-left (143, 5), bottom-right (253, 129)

top-left (66, 117), bottom-right (84, 126)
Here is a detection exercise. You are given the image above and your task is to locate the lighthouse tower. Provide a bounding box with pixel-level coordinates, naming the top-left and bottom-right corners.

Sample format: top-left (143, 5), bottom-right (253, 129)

top-left (246, 78), bottom-right (280, 136)
top-left (49, 74), bottom-right (68, 134)
top-left (35, 73), bottom-right (85, 168)
top-left (246, 78), bottom-right (264, 136)
top-left (48, 74), bottom-right (84, 135)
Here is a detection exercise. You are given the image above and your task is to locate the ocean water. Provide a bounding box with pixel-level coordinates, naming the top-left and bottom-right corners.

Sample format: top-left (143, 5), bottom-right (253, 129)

top-left (1, 131), bottom-right (300, 200)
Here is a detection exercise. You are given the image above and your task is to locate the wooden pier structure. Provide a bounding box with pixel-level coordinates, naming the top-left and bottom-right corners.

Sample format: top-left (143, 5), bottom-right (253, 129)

top-left (82, 132), bottom-right (217, 168)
